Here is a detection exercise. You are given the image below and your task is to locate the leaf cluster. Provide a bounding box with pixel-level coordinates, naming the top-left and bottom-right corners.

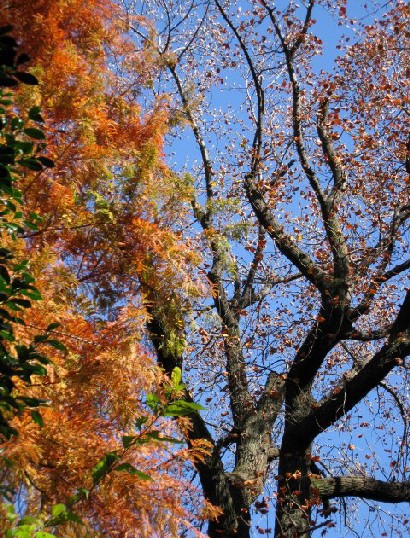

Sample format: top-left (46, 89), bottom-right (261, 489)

top-left (0, 27), bottom-right (61, 440)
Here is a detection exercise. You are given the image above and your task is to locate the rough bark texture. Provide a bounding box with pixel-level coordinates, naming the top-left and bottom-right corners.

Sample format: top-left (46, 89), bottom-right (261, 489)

top-left (313, 476), bottom-right (410, 504)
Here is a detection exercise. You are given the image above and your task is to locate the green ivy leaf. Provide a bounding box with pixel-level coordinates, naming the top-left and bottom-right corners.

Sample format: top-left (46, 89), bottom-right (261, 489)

top-left (18, 158), bottom-right (43, 171)
top-left (43, 339), bottom-right (66, 352)
top-left (134, 416), bottom-right (148, 430)
top-left (171, 366), bottom-right (184, 390)
top-left (122, 435), bottom-right (137, 449)
top-left (28, 106), bottom-right (43, 122)
top-left (68, 488), bottom-right (89, 505)
top-left (19, 288), bottom-right (42, 300)
top-left (146, 393), bottom-right (160, 412)
top-left (38, 156), bottom-right (54, 168)
top-left (46, 322), bottom-right (60, 331)
top-left (14, 72), bottom-right (38, 85)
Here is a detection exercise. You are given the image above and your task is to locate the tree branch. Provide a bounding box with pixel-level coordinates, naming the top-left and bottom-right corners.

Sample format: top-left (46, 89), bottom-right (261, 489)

top-left (289, 291), bottom-right (410, 448)
top-left (313, 476), bottom-right (410, 503)
top-left (214, 0), bottom-right (264, 168)
top-left (244, 173), bottom-right (328, 291)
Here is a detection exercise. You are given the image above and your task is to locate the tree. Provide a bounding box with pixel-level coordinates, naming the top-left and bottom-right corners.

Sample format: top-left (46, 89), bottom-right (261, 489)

top-left (0, 3), bottom-right (211, 537)
top-left (119, 0), bottom-right (410, 536)
top-left (1, 1), bottom-right (409, 537)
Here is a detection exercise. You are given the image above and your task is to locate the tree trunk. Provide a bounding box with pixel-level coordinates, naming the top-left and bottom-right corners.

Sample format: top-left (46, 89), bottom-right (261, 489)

top-left (275, 449), bottom-right (312, 538)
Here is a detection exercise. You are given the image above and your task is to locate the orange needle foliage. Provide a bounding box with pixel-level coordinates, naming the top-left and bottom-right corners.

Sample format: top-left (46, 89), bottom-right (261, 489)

top-left (0, 1), bottom-right (209, 536)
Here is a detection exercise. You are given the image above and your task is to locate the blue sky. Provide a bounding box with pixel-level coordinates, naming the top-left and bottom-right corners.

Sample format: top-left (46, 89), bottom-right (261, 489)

top-left (153, 1), bottom-right (409, 536)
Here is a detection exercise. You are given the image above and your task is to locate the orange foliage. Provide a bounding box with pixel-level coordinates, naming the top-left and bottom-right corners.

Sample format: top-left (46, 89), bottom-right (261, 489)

top-left (0, 1), bottom-right (208, 536)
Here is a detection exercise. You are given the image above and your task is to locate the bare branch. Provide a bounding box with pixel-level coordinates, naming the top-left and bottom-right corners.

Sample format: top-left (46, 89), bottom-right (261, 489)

top-left (169, 65), bottom-right (214, 223)
top-left (241, 271), bottom-right (302, 309)
top-left (313, 476), bottom-right (410, 504)
top-left (214, 0), bottom-right (264, 173)
top-left (238, 225), bottom-right (265, 308)
top-left (316, 97), bottom-right (347, 193)
top-left (244, 174), bottom-right (328, 291)
top-left (346, 326), bottom-right (392, 341)
top-left (379, 258), bottom-right (410, 282)
top-left (290, 292), bottom-right (410, 448)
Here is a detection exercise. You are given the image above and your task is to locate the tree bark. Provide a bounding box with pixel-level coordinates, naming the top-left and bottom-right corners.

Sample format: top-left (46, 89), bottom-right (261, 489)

top-left (274, 449), bottom-right (312, 538)
top-left (312, 476), bottom-right (410, 504)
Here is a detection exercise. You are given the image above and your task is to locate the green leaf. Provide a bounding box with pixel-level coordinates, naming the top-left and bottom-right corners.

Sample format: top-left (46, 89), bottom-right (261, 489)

top-left (0, 264), bottom-right (10, 284)
top-left (31, 410), bottom-right (44, 428)
top-left (13, 260), bottom-right (30, 271)
top-left (9, 528), bottom-right (31, 538)
top-left (18, 516), bottom-right (37, 525)
top-left (38, 156), bottom-right (54, 168)
top-left (43, 339), bottom-right (67, 352)
top-left (46, 322), bottom-right (60, 331)
top-left (0, 308), bottom-right (16, 322)
top-left (28, 106), bottom-right (43, 122)
top-left (122, 435), bottom-right (137, 449)
top-left (16, 53), bottom-right (30, 66)
top-left (34, 334), bottom-right (48, 343)
top-left (0, 25), bottom-right (14, 35)
top-left (92, 452), bottom-right (119, 483)
top-left (115, 463), bottom-right (153, 480)
top-left (51, 503), bottom-right (66, 518)
top-left (14, 140), bottom-right (34, 154)
top-left (4, 504), bottom-right (18, 522)
top-left (23, 128), bottom-right (45, 140)
top-left (146, 393), bottom-right (160, 412)
top-left (0, 145), bottom-right (15, 164)
top-left (161, 400), bottom-right (206, 417)
top-left (14, 72), bottom-right (38, 85)
top-left (19, 288), bottom-right (42, 300)
top-left (0, 329), bottom-right (15, 341)
top-left (11, 117), bottom-right (24, 130)
top-left (8, 298), bottom-right (31, 309)
top-left (0, 77), bottom-right (18, 87)
top-left (65, 511), bottom-right (83, 524)
top-left (18, 157), bottom-right (43, 171)
top-left (24, 363), bottom-right (47, 376)
top-left (171, 366), bottom-right (184, 389)
top-left (68, 488), bottom-right (89, 506)
top-left (35, 532), bottom-right (57, 538)
top-left (0, 165), bottom-right (11, 180)
top-left (134, 416), bottom-right (148, 430)
top-left (19, 397), bottom-right (48, 407)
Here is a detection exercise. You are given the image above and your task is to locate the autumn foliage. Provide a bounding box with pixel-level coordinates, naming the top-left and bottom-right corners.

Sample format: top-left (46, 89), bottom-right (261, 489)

top-left (1, 1), bottom-right (410, 538)
top-left (0, 1), bottom-right (209, 536)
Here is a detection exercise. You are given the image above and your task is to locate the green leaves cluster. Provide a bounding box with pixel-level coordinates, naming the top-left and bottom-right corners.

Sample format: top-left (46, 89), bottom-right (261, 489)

top-left (0, 27), bottom-right (61, 440)
top-left (3, 504), bottom-right (57, 538)
top-left (146, 367), bottom-right (206, 417)
top-left (90, 369), bottom-right (205, 486)
top-left (0, 26), bottom-right (37, 89)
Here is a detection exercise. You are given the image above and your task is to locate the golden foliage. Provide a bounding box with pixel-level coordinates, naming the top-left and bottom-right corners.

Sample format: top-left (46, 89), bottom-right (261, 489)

top-left (0, 1), bottom-right (208, 536)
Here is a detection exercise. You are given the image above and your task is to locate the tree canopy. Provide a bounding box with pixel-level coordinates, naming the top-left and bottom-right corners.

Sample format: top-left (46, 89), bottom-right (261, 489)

top-left (1, 1), bottom-right (410, 537)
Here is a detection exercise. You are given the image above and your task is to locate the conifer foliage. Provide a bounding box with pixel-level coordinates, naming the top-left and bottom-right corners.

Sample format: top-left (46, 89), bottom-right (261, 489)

top-left (1, 1), bottom-right (410, 538)
top-left (0, 2), bottom-right (208, 537)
